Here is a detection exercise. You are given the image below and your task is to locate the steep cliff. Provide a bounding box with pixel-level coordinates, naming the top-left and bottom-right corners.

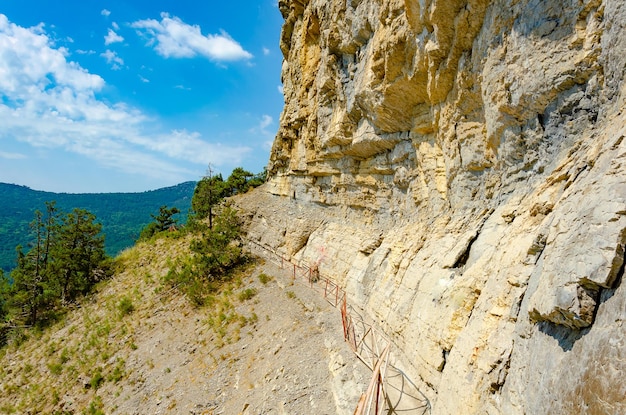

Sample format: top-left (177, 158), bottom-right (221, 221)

top-left (237, 0), bottom-right (626, 413)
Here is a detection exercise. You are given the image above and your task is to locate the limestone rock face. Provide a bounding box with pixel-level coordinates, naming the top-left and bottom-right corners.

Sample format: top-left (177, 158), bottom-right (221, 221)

top-left (236, 0), bottom-right (626, 413)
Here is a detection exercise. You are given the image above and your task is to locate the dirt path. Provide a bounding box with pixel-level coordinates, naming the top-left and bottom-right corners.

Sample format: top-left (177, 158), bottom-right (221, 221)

top-left (108, 260), bottom-right (369, 414)
top-left (0, 237), bottom-right (369, 414)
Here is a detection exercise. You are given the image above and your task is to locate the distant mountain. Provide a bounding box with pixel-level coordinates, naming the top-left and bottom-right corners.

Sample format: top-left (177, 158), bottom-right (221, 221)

top-left (0, 181), bottom-right (196, 272)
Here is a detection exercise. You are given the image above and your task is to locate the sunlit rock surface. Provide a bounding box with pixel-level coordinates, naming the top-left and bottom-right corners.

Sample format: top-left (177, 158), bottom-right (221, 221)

top-left (236, 0), bottom-right (626, 413)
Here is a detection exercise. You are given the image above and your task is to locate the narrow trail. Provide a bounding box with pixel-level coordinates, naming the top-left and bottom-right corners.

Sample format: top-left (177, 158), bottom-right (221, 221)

top-left (109, 258), bottom-right (369, 415)
top-left (246, 240), bottom-right (431, 415)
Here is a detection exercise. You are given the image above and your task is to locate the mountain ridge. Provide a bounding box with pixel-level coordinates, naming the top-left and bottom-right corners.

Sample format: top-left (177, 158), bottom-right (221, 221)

top-left (0, 181), bottom-right (196, 272)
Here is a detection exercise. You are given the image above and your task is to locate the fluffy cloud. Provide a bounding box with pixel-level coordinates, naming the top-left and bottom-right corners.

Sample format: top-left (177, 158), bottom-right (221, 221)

top-left (101, 9), bottom-right (111, 17)
top-left (0, 15), bottom-right (104, 94)
top-left (131, 13), bottom-right (253, 61)
top-left (100, 49), bottom-right (124, 69)
top-left (104, 28), bottom-right (124, 45)
top-left (0, 14), bottom-right (250, 183)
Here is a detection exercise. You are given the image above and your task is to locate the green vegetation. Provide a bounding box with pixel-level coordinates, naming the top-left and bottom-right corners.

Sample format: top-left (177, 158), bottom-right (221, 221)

top-left (164, 208), bottom-right (246, 306)
top-left (258, 273), bottom-right (272, 284)
top-left (238, 287), bottom-right (258, 301)
top-left (190, 165), bottom-right (266, 229)
top-left (0, 181), bottom-right (196, 272)
top-left (0, 165), bottom-right (267, 411)
top-left (0, 167), bottom-right (267, 272)
top-left (138, 205), bottom-right (181, 241)
top-left (190, 168), bottom-right (230, 229)
top-left (154, 165), bottom-right (267, 305)
top-left (0, 204), bottom-right (110, 340)
top-left (117, 296), bottom-right (134, 318)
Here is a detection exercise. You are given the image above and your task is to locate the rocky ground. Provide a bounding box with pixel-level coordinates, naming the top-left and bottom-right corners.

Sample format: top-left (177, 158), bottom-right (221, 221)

top-left (109, 260), bottom-right (368, 415)
top-left (0, 237), bottom-right (369, 414)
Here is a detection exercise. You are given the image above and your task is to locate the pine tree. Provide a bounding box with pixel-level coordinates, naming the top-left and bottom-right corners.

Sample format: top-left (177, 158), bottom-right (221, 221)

top-left (192, 165), bottom-right (230, 229)
top-left (7, 205), bottom-right (57, 325)
top-left (152, 205), bottom-right (180, 232)
top-left (0, 269), bottom-right (8, 322)
top-left (227, 167), bottom-right (253, 194)
top-left (51, 209), bottom-right (107, 303)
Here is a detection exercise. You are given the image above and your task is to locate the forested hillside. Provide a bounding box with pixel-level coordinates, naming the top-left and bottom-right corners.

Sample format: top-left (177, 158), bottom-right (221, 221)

top-left (0, 182), bottom-right (195, 272)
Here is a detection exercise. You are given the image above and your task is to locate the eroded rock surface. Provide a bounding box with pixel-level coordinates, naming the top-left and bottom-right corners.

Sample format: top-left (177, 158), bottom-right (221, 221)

top-left (236, 0), bottom-right (626, 413)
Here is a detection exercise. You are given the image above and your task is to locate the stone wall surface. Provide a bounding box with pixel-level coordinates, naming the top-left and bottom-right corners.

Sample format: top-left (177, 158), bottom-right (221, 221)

top-left (235, 0), bottom-right (626, 413)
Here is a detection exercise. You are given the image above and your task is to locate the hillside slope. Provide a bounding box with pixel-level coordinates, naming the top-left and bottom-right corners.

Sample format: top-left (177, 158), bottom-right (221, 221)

top-left (0, 237), bottom-right (367, 414)
top-left (0, 181), bottom-right (195, 271)
top-left (235, 0), bottom-right (626, 413)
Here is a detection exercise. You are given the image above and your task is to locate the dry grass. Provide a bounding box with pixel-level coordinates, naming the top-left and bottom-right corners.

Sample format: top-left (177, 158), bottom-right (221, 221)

top-left (0, 232), bottom-right (366, 415)
top-left (0, 233), bottom-right (258, 413)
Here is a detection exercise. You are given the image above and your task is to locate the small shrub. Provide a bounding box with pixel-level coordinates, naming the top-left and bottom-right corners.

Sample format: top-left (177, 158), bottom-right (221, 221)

top-left (85, 395), bottom-right (105, 415)
top-left (286, 291), bottom-right (296, 299)
top-left (60, 347), bottom-right (70, 364)
top-left (108, 359), bottom-right (125, 383)
top-left (238, 288), bottom-right (257, 302)
top-left (90, 368), bottom-right (104, 390)
top-left (47, 362), bottom-right (63, 375)
top-left (258, 273), bottom-right (272, 284)
top-left (117, 296), bottom-right (135, 317)
top-left (0, 404), bottom-right (16, 414)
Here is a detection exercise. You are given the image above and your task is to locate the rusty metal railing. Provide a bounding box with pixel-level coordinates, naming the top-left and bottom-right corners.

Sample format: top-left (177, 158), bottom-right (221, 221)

top-left (244, 238), bottom-right (430, 414)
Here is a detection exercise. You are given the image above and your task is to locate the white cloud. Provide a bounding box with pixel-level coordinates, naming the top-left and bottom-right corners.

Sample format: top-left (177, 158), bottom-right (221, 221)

top-left (131, 13), bottom-right (253, 61)
top-left (112, 22), bottom-right (120, 31)
top-left (0, 15), bottom-right (104, 94)
top-left (101, 9), bottom-right (111, 17)
top-left (104, 28), bottom-right (124, 45)
top-left (250, 115), bottom-right (275, 137)
top-left (259, 115), bottom-right (273, 130)
top-left (76, 49), bottom-right (96, 55)
top-left (277, 85), bottom-right (284, 94)
top-left (0, 151), bottom-right (26, 160)
top-left (100, 49), bottom-right (124, 69)
top-left (262, 47), bottom-right (270, 56)
top-left (139, 75), bottom-right (150, 83)
top-left (0, 14), bottom-right (250, 183)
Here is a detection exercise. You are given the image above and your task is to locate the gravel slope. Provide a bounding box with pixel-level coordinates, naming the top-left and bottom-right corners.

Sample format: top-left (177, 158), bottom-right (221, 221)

top-left (0, 238), bottom-right (368, 414)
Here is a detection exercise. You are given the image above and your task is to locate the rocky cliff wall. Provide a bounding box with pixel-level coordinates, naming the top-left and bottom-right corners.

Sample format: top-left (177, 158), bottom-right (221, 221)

top-left (236, 0), bottom-right (626, 413)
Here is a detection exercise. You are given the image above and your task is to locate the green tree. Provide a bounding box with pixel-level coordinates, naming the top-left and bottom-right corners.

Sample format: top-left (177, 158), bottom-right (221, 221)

top-left (138, 205), bottom-right (181, 241)
top-left (191, 166), bottom-right (230, 229)
top-left (189, 207), bottom-right (242, 278)
top-left (0, 268), bottom-right (9, 346)
top-left (227, 167), bottom-right (253, 195)
top-left (152, 205), bottom-right (180, 232)
top-left (165, 208), bottom-right (244, 305)
top-left (247, 167), bottom-right (268, 188)
top-left (0, 269), bottom-right (7, 322)
top-left (50, 209), bottom-right (107, 303)
top-left (6, 202), bottom-right (60, 325)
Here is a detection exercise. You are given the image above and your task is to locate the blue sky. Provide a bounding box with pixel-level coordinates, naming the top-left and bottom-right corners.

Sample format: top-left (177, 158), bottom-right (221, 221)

top-left (0, 1), bottom-right (284, 193)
